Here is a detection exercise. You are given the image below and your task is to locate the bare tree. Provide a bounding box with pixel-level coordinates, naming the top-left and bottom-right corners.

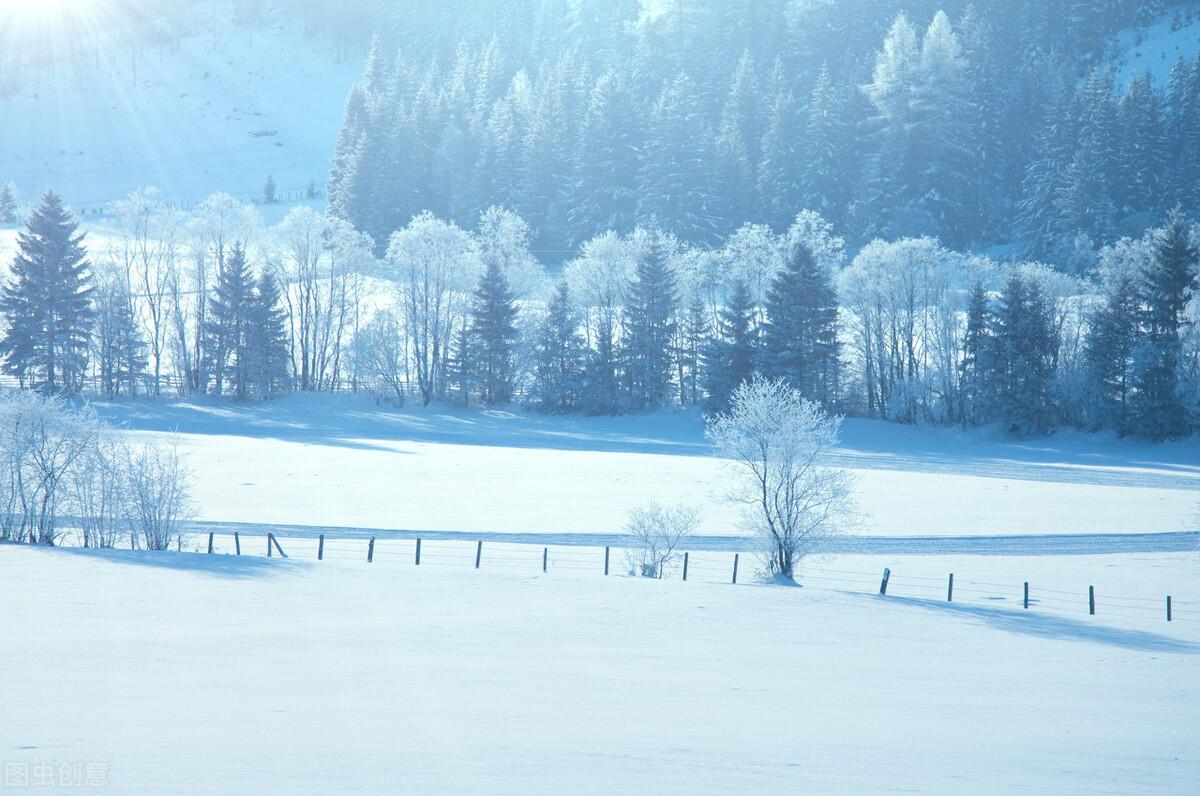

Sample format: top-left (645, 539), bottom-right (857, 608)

top-left (70, 436), bottom-right (131, 549)
top-left (124, 441), bottom-right (194, 551)
top-left (355, 308), bottom-right (409, 404)
top-left (706, 378), bottom-right (856, 583)
top-left (624, 501), bottom-right (699, 578)
top-left (0, 391), bottom-right (100, 545)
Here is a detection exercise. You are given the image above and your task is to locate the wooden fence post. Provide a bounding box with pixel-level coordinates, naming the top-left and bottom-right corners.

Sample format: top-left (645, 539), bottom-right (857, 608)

top-left (415, 538), bottom-right (421, 566)
top-left (732, 553), bottom-right (740, 584)
top-left (267, 534), bottom-right (272, 557)
top-left (207, 533), bottom-right (214, 554)
top-left (604, 546), bottom-right (610, 576)
top-left (682, 552), bottom-right (689, 582)
top-left (542, 547), bottom-right (548, 574)
top-left (234, 532), bottom-right (241, 556)
top-left (318, 534), bottom-right (324, 561)
top-left (1023, 581), bottom-right (1029, 609)
top-left (1089, 585), bottom-right (1095, 616)
top-left (367, 536), bottom-right (375, 563)
top-left (1167, 595), bottom-right (1172, 622)
top-left (879, 567), bottom-right (890, 596)
top-left (267, 534), bottom-right (287, 559)
top-left (475, 540), bottom-right (482, 569)
top-left (947, 573), bottom-right (954, 602)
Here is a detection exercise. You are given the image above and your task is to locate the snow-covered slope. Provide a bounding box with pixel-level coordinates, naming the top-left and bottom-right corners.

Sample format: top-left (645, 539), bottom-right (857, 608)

top-left (1116, 7), bottom-right (1200, 87)
top-left (0, 545), bottom-right (1194, 794)
top-left (0, 6), bottom-right (360, 214)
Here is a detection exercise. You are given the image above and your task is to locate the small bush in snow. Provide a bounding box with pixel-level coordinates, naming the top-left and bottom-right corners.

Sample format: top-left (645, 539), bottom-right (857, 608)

top-left (706, 378), bottom-right (856, 584)
top-left (70, 437), bottom-right (132, 549)
top-left (124, 441), bottom-right (194, 551)
top-left (624, 502), bottom-right (699, 578)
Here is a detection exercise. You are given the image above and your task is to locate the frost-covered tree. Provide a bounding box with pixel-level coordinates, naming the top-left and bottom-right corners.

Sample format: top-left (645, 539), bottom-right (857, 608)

top-left (386, 212), bottom-right (481, 405)
top-left (707, 378), bottom-right (855, 583)
top-left (623, 501), bottom-right (699, 579)
top-left (0, 191), bottom-right (95, 394)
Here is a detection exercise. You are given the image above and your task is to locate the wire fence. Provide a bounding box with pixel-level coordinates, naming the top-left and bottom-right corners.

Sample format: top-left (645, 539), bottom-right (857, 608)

top-left (173, 531), bottom-right (1195, 627)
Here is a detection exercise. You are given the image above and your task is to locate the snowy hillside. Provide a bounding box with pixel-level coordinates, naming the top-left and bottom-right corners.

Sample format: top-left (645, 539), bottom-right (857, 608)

top-left (0, 5), bottom-right (360, 214)
top-left (1117, 7), bottom-right (1200, 86)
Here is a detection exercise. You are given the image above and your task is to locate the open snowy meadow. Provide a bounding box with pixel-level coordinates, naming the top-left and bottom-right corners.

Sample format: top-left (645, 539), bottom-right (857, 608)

top-left (2, 395), bottom-right (1195, 794)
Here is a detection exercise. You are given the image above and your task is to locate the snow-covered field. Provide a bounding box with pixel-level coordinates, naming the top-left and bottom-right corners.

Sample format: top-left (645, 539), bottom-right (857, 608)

top-left (93, 393), bottom-right (1200, 539)
top-left (1, 543), bottom-right (1195, 794)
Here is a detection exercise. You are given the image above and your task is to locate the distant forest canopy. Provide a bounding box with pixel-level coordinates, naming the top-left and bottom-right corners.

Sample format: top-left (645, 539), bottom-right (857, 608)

top-left (318, 0), bottom-right (1200, 269)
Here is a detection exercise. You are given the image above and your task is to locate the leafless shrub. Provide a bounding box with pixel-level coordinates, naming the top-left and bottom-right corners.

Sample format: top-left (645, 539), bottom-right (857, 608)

top-left (624, 502), bottom-right (700, 578)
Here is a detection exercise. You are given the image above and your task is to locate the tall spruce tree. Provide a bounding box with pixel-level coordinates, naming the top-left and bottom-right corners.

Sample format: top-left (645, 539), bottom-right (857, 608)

top-left (206, 244), bottom-right (254, 399)
top-left (1082, 271), bottom-right (1138, 432)
top-left (623, 226), bottom-right (679, 410)
top-left (245, 271), bottom-right (291, 399)
top-left (959, 281), bottom-right (991, 425)
top-left (467, 259), bottom-right (520, 406)
top-left (93, 273), bottom-right (147, 399)
top-left (762, 243), bottom-right (840, 405)
top-left (701, 279), bottom-right (757, 411)
top-left (0, 190), bottom-right (95, 394)
top-left (1128, 210), bottom-right (1198, 439)
top-left (989, 272), bottom-right (1055, 436)
top-left (532, 281), bottom-right (587, 413)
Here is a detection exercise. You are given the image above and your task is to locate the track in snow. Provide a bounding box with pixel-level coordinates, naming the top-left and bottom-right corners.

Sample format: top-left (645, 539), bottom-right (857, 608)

top-left (180, 521), bottom-right (1200, 556)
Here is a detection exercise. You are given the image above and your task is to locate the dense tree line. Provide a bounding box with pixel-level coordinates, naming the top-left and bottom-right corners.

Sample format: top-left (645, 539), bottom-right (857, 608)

top-left (325, 1), bottom-right (1199, 268)
top-left (0, 189), bottom-right (1196, 439)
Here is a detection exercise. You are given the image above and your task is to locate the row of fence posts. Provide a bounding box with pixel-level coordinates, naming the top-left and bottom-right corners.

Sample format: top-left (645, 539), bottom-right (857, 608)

top-left (878, 567), bottom-right (1174, 622)
top-left (203, 533), bottom-right (1174, 620)
top-left (206, 534), bottom-right (746, 583)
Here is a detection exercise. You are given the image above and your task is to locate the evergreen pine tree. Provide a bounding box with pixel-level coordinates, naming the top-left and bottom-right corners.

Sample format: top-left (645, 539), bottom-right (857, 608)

top-left (959, 281), bottom-right (991, 425)
top-left (701, 279), bottom-right (757, 411)
top-left (93, 273), bottom-right (147, 399)
top-left (206, 244), bottom-right (254, 399)
top-left (532, 282), bottom-right (587, 412)
top-left (0, 183), bottom-right (16, 226)
top-left (1082, 271), bottom-right (1138, 431)
top-left (570, 71), bottom-right (641, 246)
top-left (0, 190), bottom-right (95, 394)
top-left (623, 226), bottom-right (679, 410)
top-left (762, 243), bottom-right (840, 405)
top-left (263, 175), bottom-right (277, 205)
top-left (1128, 210), bottom-right (1198, 439)
top-left (245, 271), bottom-right (291, 399)
top-left (989, 272), bottom-right (1055, 436)
top-left (800, 63), bottom-right (852, 226)
top-left (467, 259), bottom-right (520, 406)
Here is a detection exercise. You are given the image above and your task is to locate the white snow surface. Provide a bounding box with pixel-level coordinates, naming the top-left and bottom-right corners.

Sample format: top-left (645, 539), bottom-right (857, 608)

top-left (92, 393), bottom-right (1200, 537)
top-left (0, 544), bottom-right (1195, 794)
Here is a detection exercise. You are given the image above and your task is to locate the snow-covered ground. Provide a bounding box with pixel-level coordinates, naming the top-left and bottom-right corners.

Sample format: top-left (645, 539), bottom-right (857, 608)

top-left (0, 543), bottom-right (1195, 794)
top-left (93, 393), bottom-right (1200, 538)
